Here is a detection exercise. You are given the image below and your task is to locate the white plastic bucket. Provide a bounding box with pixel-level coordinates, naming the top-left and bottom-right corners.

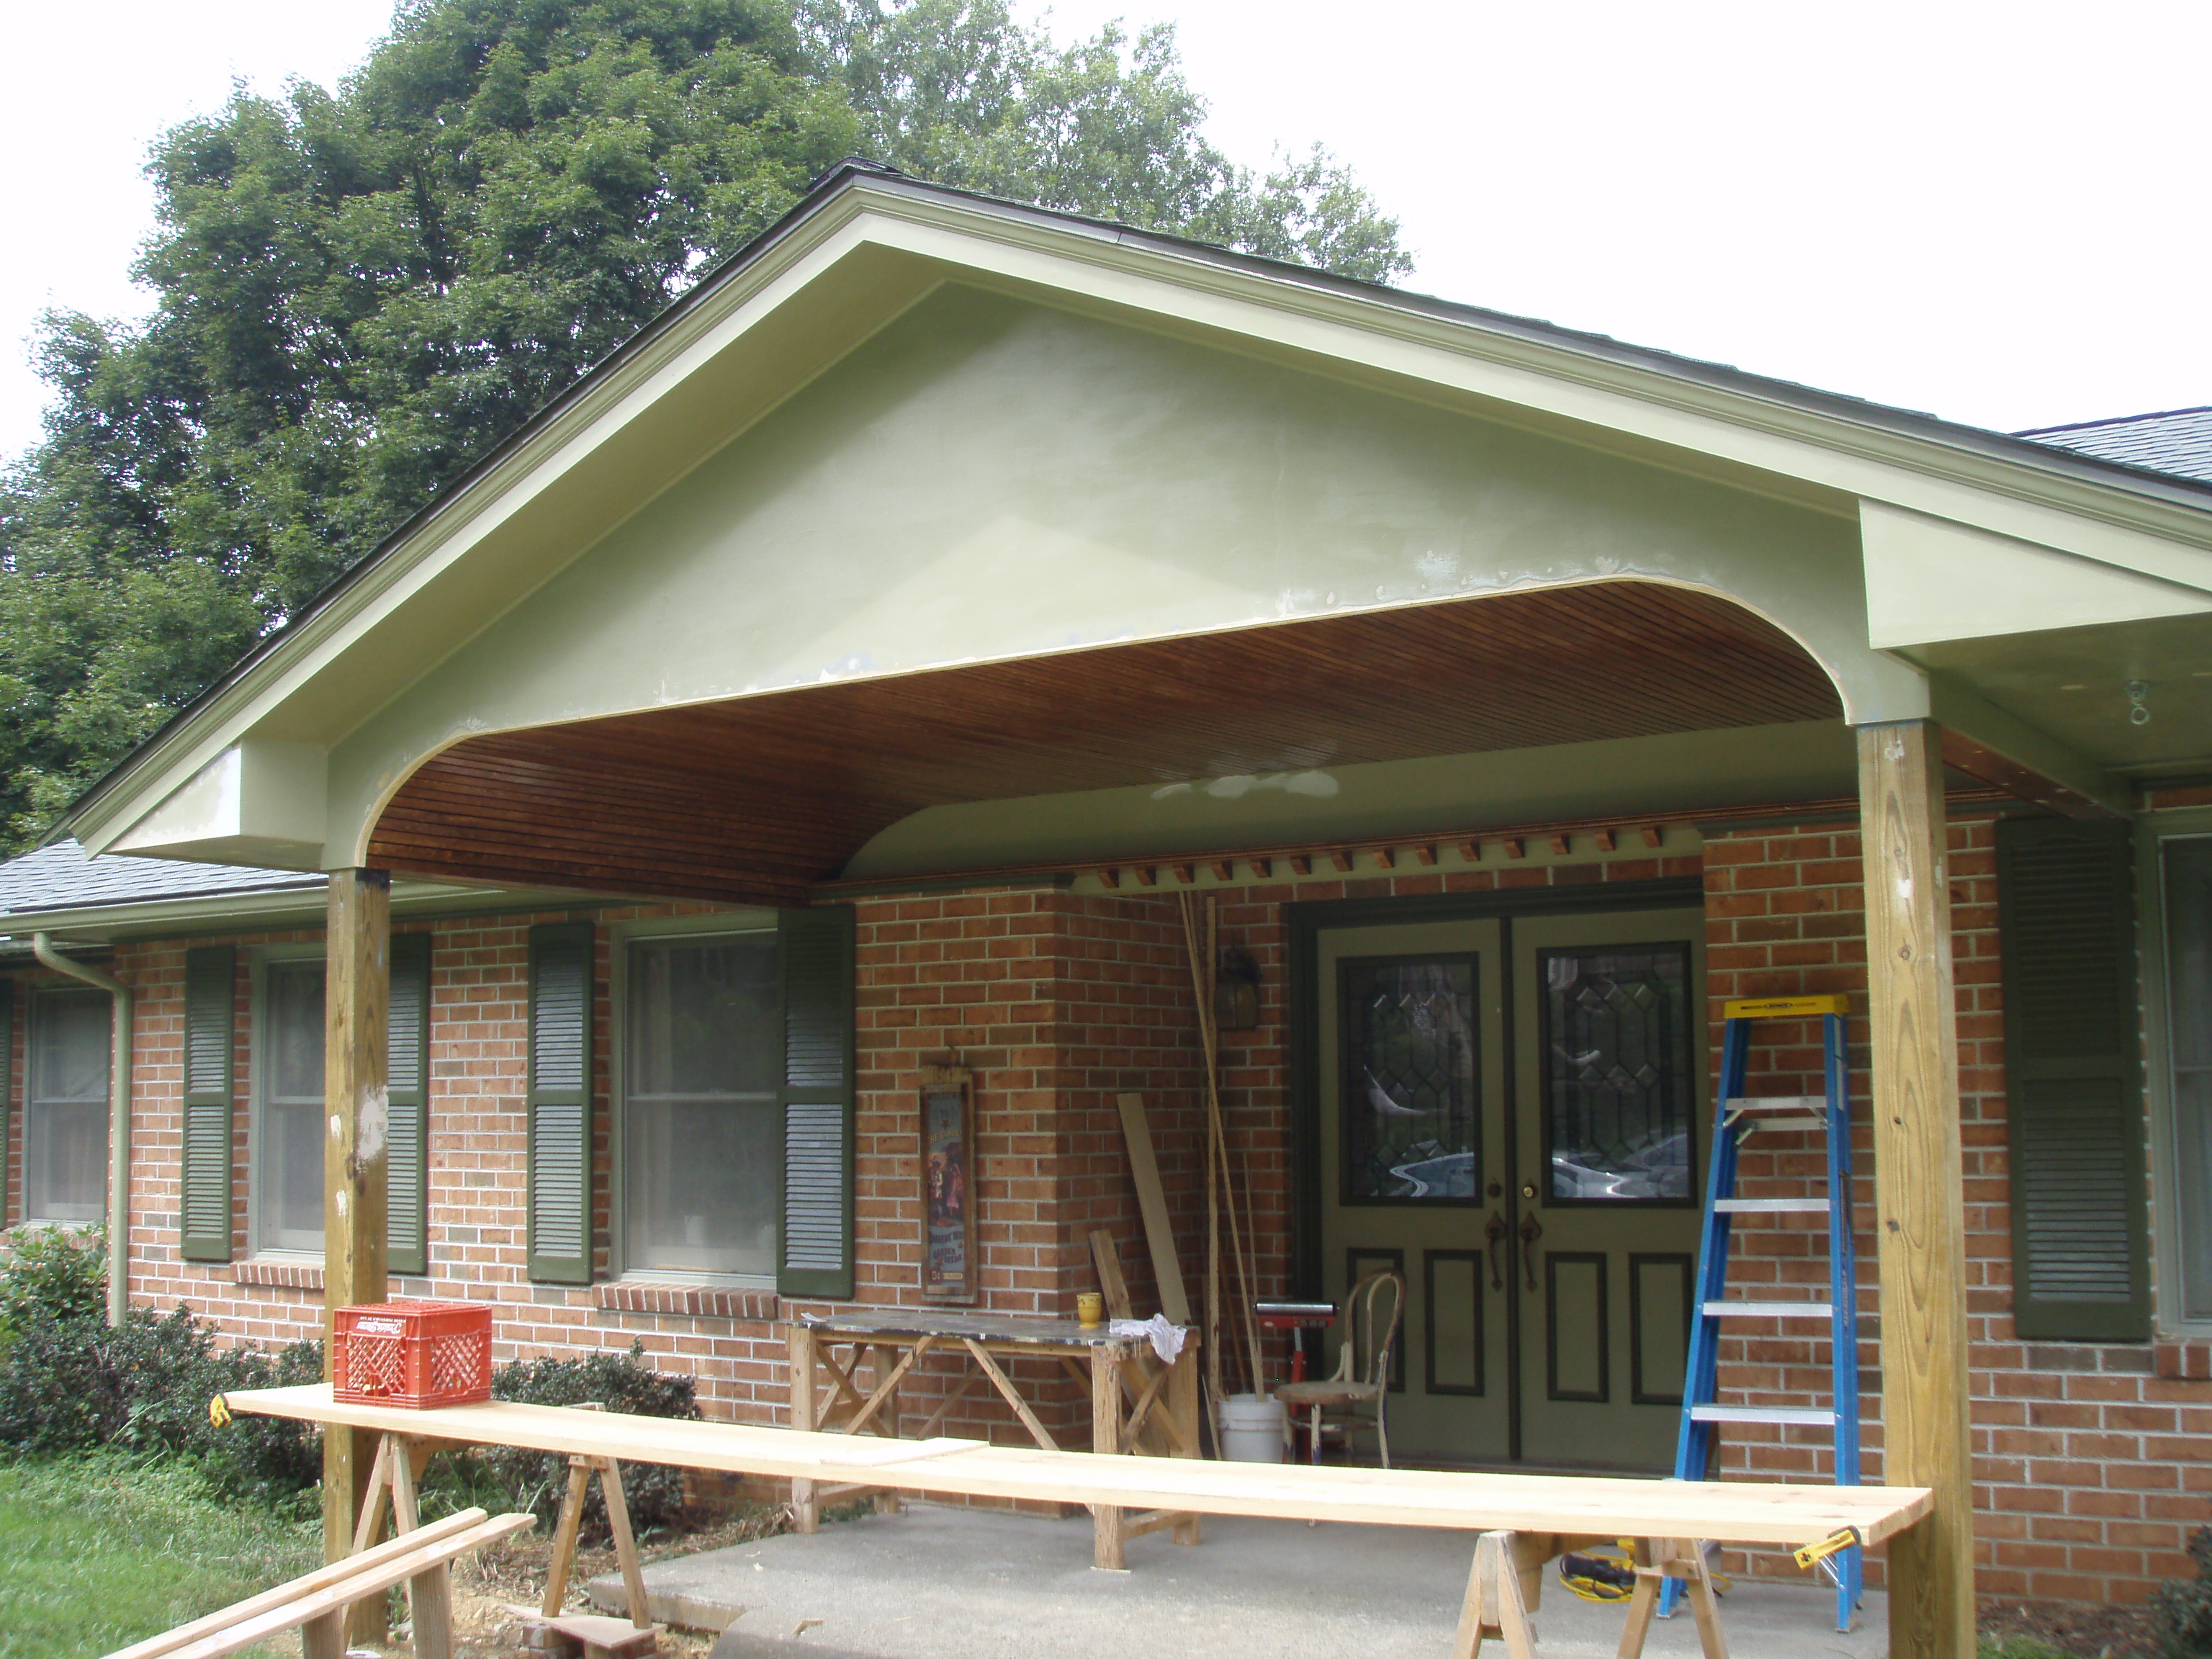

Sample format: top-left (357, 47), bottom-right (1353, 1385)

top-left (1217, 1392), bottom-right (1286, 1463)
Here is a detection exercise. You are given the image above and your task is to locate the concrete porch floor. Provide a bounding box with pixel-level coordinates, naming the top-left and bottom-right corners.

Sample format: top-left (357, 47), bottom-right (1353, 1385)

top-left (586, 1503), bottom-right (1887, 1659)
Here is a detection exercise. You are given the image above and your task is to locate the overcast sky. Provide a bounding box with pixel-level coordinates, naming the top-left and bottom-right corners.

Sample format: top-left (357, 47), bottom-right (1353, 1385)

top-left (4, 0), bottom-right (2206, 464)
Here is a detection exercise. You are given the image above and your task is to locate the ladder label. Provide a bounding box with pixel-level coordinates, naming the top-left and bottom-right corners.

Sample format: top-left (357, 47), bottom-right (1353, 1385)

top-left (1722, 994), bottom-right (1850, 1019)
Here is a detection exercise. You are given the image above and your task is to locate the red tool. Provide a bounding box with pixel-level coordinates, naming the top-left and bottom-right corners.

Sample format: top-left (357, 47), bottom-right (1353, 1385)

top-left (1254, 1300), bottom-right (1336, 1384)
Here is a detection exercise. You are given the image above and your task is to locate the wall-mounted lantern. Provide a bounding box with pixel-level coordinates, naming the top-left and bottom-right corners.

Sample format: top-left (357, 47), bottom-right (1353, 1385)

top-left (1214, 944), bottom-right (1262, 1032)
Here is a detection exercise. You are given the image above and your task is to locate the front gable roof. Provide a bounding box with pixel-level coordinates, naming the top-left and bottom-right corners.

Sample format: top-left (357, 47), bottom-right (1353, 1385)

top-left (52, 161), bottom-right (2212, 871)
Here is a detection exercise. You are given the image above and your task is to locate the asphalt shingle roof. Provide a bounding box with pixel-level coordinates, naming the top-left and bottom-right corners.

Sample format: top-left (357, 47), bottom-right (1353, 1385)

top-left (2017, 406), bottom-right (2212, 485)
top-left (0, 840), bottom-right (322, 918)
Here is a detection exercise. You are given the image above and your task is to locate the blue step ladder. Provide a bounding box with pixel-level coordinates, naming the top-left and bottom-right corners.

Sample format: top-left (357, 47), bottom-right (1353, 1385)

top-left (1663, 993), bottom-right (1862, 1632)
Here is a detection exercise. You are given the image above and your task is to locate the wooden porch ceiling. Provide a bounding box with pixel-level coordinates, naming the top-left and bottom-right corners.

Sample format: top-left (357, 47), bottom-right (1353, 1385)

top-left (367, 582), bottom-right (1843, 904)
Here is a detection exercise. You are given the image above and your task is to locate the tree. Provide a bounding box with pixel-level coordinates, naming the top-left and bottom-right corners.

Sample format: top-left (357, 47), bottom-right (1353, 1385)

top-left (0, 0), bottom-right (1408, 850)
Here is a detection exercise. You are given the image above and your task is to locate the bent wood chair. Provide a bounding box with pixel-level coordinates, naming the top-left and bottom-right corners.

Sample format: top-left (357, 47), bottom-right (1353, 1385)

top-left (102, 1505), bottom-right (533, 1659)
top-left (1277, 1267), bottom-right (1407, 1467)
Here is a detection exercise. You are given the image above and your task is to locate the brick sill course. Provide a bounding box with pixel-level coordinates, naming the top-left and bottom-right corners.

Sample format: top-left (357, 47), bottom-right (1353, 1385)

top-left (233, 1259), bottom-right (325, 1291)
top-left (595, 1282), bottom-right (780, 1321)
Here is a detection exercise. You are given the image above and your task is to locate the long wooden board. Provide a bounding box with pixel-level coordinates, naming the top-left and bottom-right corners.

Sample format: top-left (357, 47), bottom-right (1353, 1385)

top-left (1116, 1093), bottom-right (1192, 1324)
top-left (221, 1385), bottom-right (1928, 1550)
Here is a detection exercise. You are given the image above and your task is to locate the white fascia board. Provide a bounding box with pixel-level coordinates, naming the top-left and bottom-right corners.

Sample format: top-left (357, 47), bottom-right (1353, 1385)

top-left (66, 179), bottom-right (2212, 855)
top-left (0, 881), bottom-right (562, 944)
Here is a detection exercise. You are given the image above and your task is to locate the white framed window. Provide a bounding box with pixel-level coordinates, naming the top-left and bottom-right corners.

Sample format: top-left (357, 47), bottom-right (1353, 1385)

top-left (25, 987), bottom-right (109, 1224)
top-left (251, 950), bottom-right (326, 1255)
top-left (615, 921), bottom-right (781, 1280)
top-left (2159, 830), bottom-right (2212, 1323)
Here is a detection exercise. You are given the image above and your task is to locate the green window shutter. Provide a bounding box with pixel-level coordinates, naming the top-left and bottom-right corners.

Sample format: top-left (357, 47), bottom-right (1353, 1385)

top-left (385, 933), bottom-right (432, 1277)
top-left (526, 922), bottom-right (595, 1285)
top-left (778, 906), bottom-right (855, 1301)
top-left (0, 979), bottom-right (12, 1227)
top-left (179, 947), bottom-right (236, 1262)
top-left (1996, 817), bottom-right (2149, 1341)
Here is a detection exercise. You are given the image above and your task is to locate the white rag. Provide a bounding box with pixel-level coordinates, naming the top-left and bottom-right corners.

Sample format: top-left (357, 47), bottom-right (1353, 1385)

top-left (1110, 1313), bottom-right (1187, 1366)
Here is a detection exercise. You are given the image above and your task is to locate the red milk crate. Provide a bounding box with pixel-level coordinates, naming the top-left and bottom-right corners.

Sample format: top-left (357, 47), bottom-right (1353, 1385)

top-left (332, 1300), bottom-right (493, 1409)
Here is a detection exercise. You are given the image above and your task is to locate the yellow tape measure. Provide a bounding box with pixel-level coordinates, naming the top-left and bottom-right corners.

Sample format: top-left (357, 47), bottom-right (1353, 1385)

top-left (208, 1394), bottom-right (232, 1429)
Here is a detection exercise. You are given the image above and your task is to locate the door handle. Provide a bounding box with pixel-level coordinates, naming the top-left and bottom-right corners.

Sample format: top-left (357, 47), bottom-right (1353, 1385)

top-left (1484, 1210), bottom-right (1507, 1292)
top-left (1519, 1211), bottom-right (1543, 1293)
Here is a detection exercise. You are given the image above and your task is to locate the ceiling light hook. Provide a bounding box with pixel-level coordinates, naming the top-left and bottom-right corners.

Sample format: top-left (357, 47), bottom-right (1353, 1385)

top-left (2124, 680), bottom-right (2152, 727)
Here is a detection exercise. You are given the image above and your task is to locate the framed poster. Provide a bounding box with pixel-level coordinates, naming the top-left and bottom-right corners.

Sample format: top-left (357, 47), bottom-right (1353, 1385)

top-left (921, 1066), bottom-right (978, 1303)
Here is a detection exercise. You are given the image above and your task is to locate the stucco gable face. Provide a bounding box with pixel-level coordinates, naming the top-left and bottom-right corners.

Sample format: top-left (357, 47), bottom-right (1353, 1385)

top-left (328, 284), bottom-right (1899, 863)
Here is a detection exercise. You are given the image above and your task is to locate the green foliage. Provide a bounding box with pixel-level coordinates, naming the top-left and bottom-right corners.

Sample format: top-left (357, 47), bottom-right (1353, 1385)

top-left (0, 1229), bottom-right (323, 1505)
top-left (458, 1341), bottom-right (700, 1536)
top-left (2157, 1525), bottom-right (2212, 1657)
top-left (0, 0), bottom-right (1405, 852)
top-left (442, 1344), bottom-right (698, 1539)
top-left (0, 1449), bottom-right (320, 1658)
top-left (814, 1), bottom-right (1408, 281)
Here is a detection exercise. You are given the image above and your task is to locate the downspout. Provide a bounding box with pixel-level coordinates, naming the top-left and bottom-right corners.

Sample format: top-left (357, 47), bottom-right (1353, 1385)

top-left (32, 935), bottom-right (131, 1328)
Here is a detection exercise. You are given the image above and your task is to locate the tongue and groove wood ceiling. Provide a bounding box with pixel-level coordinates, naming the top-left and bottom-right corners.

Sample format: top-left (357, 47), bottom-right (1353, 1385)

top-left (367, 581), bottom-right (1842, 904)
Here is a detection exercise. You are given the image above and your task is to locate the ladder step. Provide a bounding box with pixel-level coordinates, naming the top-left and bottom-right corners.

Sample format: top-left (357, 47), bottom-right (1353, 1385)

top-left (1733, 1116), bottom-right (1830, 1136)
top-left (1714, 1197), bottom-right (1832, 1213)
top-left (1689, 1405), bottom-right (1838, 1426)
top-left (1722, 1096), bottom-right (1828, 1112)
top-left (1700, 1300), bottom-right (1833, 1320)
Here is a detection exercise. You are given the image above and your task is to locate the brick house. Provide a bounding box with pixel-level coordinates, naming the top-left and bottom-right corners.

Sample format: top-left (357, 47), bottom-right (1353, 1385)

top-left (4, 163), bottom-right (2210, 1644)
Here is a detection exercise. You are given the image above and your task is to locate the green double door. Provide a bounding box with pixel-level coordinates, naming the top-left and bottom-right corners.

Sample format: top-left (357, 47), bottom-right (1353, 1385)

top-left (1314, 905), bottom-right (1706, 1471)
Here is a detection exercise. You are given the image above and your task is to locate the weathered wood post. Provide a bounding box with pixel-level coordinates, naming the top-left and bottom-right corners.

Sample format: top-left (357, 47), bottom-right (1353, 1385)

top-left (323, 868), bottom-right (391, 1627)
top-left (1856, 722), bottom-right (1974, 1658)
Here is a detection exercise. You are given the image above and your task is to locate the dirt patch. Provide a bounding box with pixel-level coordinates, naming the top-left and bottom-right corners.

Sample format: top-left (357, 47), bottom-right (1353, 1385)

top-left (342, 1501), bottom-right (793, 1656)
top-left (1980, 1598), bottom-right (2164, 1659)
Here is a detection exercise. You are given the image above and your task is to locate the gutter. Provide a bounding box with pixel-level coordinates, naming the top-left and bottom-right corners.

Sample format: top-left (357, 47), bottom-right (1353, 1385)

top-left (31, 935), bottom-right (131, 1327)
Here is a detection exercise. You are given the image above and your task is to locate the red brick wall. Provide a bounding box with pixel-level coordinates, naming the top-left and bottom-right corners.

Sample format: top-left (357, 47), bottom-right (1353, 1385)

top-left (4, 817), bottom-right (2200, 1607)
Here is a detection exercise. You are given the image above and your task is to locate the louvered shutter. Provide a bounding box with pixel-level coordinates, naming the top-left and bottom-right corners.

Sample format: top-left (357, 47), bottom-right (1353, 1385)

top-left (0, 979), bottom-right (12, 1227)
top-left (179, 947), bottom-right (236, 1262)
top-left (385, 933), bottom-right (432, 1276)
top-left (526, 922), bottom-right (595, 1285)
top-left (1996, 817), bottom-right (2150, 1340)
top-left (778, 906), bottom-right (855, 1300)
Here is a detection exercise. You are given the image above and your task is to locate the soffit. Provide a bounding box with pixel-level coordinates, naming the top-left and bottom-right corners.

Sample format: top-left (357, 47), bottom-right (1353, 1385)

top-left (367, 582), bottom-right (1840, 902)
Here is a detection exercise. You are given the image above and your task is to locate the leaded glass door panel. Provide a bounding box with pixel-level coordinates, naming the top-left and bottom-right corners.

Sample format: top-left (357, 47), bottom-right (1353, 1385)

top-left (1317, 920), bottom-right (1510, 1465)
top-left (1511, 908), bottom-right (1706, 1471)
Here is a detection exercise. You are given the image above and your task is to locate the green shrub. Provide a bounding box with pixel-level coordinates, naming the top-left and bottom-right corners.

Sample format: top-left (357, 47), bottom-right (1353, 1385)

top-left (2157, 1525), bottom-right (2212, 1658)
top-left (0, 1228), bottom-right (321, 1505)
top-left (465, 1343), bottom-right (700, 1537)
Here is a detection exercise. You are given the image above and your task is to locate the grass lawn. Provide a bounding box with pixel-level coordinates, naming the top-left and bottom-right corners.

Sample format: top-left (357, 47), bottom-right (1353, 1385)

top-left (0, 1452), bottom-right (320, 1658)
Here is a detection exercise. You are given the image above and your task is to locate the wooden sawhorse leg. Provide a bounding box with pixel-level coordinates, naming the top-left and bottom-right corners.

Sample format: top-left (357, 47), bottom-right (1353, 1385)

top-left (346, 1433), bottom-right (458, 1658)
top-left (788, 1321), bottom-right (821, 1533)
top-left (1451, 1531), bottom-right (1542, 1659)
top-left (541, 1451), bottom-right (652, 1632)
top-left (1616, 1537), bottom-right (1728, 1659)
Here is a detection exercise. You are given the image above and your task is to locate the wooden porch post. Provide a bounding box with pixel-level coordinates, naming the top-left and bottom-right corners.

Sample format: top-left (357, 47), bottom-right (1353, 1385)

top-left (323, 868), bottom-right (391, 1595)
top-left (1856, 722), bottom-right (1974, 1659)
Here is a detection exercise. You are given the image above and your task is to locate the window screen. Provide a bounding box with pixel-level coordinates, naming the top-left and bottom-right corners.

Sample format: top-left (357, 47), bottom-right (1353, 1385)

top-left (624, 932), bottom-right (781, 1274)
top-left (26, 989), bottom-right (109, 1223)
top-left (257, 960), bottom-right (326, 1253)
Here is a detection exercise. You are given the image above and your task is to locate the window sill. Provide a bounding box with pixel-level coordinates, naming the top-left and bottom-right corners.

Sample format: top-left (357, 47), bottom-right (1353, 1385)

top-left (234, 1259), bottom-right (325, 1291)
top-left (595, 1281), bottom-right (780, 1321)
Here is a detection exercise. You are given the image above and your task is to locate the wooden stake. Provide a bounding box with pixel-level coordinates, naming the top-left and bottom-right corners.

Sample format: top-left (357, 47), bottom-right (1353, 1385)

top-left (1858, 721), bottom-right (1974, 1659)
top-left (323, 868), bottom-right (390, 1643)
top-left (1179, 894), bottom-right (1262, 1395)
